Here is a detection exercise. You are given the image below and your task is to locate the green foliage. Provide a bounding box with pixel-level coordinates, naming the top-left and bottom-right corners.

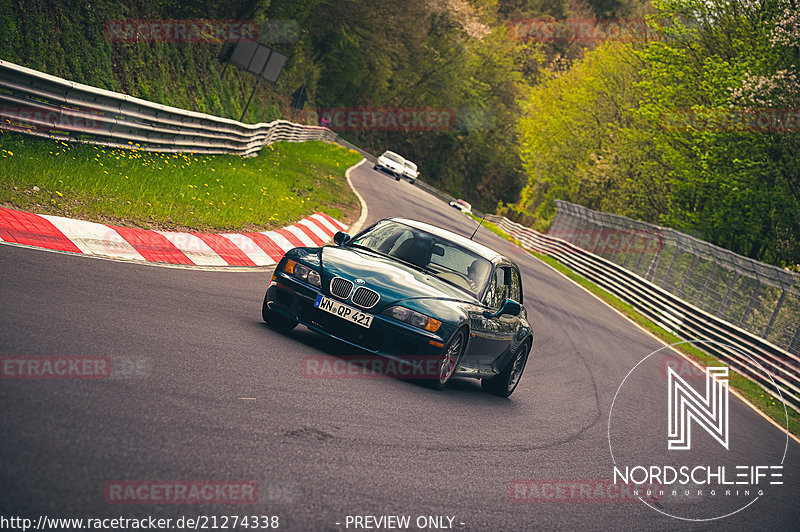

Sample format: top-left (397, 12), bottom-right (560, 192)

top-left (0, 0), bottom-right (533, 213)
top-left (514, 0), bottom-right (800, 267)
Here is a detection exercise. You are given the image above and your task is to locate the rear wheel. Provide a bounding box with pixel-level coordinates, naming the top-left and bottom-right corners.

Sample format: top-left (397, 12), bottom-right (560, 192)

top-left (429, 328), bottom-right (467, 390)
top-left (262, 294), bottom-right (297, 333)
top-left (482, 339), bottom-right (531, 397)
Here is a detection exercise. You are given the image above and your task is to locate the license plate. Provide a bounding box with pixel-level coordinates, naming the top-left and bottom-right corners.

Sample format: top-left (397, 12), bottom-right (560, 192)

top-left (314, 295), bottom-right (373, 329)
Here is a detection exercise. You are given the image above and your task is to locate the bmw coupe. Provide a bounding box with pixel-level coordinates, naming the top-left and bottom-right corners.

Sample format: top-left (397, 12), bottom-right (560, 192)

top-left (262, 218), bottom-right (533, 397)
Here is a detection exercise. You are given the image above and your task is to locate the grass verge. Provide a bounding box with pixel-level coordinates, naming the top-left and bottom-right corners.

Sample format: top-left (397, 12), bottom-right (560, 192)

top-left (470, 214), bottom-right (800, 438)
top-left (0, 131), bottom-right (363, 232)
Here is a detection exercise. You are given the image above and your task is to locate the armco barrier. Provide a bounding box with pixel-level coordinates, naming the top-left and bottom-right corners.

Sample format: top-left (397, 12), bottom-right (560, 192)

top-left (0, 59), bottom-right (335, 155)
top-left (485, 214), bottom-right (800, 413)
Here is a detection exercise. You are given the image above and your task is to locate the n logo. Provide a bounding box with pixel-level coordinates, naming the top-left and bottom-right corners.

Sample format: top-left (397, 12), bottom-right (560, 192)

top-left (668, 366), bottom-right (729, 450)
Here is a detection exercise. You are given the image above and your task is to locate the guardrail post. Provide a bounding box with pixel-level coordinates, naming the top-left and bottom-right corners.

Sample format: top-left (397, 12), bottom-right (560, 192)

top-left (678, 254), bottom-right (698, 297)
top-left (718, 271), bottom-right (740, 316)
top-left (763, 289), bottom-right (787, 339)
top-left (791, 324), bottom-right (800, 355)
top-left (699, 262), bottom-right (718, 305)
top-left (740, 283), bottom-right (762, 328)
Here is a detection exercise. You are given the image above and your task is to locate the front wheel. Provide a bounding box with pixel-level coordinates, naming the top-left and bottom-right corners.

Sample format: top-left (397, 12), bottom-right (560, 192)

top-left (262, 294), bottom-right (297, 333)
top-left (428, 328), bottom-right (467, 390)
top-left (482, 339), bottom-right (530, 397)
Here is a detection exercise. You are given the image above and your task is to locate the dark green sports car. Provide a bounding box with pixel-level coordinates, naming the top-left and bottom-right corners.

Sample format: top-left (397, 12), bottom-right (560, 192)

top-left (262, 218), bottom-right (533, 397)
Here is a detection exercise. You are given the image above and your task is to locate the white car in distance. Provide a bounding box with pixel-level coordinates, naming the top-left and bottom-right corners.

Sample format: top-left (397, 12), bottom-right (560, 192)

top-left (374, 151), bottom-right (407, 180)
top-left (449, 199), bottom-right (472, 214)
top-left (402, 161), bottom-right (418, 183)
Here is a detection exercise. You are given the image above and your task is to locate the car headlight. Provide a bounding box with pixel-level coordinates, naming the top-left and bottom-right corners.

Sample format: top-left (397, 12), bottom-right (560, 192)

top-left (384, 306), bottom-right (442, 332)
top-left (283, 259), bottom-right (321, 288)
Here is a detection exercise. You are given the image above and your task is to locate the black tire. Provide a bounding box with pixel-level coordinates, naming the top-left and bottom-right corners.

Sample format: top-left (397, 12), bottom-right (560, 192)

top-left (428, 328), bottom-right (467, 390)
top-left (261, 294), bottom-right (297, 333)
top-left (482, 339), bottom-right (531, 397)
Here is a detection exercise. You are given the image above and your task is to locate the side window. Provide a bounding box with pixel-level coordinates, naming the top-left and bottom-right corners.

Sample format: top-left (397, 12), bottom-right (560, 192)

top-left (506, 266), bottom-right (522, 303)
top-left (484, 267), bottom-right (507, 309)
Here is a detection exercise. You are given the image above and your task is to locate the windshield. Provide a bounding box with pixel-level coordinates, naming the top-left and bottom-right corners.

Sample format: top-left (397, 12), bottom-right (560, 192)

top-left (350, 220), bottom-right (492, 297)
top-left (382, 151), bottom-right (404, 164)
top-left (404, 162), bottom-right (417, 171)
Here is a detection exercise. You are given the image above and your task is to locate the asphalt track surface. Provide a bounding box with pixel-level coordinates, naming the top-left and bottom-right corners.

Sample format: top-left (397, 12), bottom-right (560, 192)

top-left (1, 163), bottom-right (798, 530)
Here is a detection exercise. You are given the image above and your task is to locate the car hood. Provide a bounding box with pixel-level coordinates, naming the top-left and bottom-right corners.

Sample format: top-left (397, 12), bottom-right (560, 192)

top-left (321, 245), bottom-right (474, 306)
top-left (380, 157), bottom-right (404, 168)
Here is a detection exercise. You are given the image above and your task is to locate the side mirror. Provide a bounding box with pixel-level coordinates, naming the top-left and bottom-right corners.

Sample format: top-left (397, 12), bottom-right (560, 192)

top-left (482, 298), bottom-right (521, 319)
top-left (333, 231), bottom-right (351, 246)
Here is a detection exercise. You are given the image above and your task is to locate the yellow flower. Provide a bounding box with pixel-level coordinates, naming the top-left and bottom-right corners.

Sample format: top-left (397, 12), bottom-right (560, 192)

top-left (55, 191), bottom-right (63, 197)
top-left (6, 150), bottom-right (12, 156)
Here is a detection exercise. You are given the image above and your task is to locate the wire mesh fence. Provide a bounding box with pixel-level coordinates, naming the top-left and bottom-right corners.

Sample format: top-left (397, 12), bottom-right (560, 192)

top-left (549, 200), bottom-right (800, 356)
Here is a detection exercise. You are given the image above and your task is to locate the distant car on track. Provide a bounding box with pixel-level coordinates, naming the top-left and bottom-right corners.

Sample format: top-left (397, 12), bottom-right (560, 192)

top-left (449, 199), bottom-right (472, 214)
top-left (374, 151), bottom-right (407, 180)
top-left (262, 218), bottom-right (533, 396)
top-left (402, 161), bottom-right (418, 183)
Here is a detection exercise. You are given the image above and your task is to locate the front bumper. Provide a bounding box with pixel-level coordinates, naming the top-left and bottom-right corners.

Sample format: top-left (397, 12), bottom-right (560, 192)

top-left (265, 273), bottom-right (448, 362)
top-left (373, 163), bottom-right (403, 177)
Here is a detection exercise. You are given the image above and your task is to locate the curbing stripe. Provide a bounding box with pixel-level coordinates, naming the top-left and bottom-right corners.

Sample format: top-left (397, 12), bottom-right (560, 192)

top-left (155, 231), bottom-right (228, 266)
top-left (194, 233), bottom-right (257, 267)
top-left (42, 215), bottom-right (146, 261)
top-left (295, 219), bottom-right (329, 245)
top-left (0, 206), bottom-right (348, 268)
top-left (283, 224), bottom-right (319, 247)
top-left (0, 207), bottom-right (83, 253)
top-left (275, 227), bottom-right (305, 248)
top-left (111, 226), bottom-right (195, 265)
top-left (243, 233), bottom-right (286, 263)
top-left (221, 234), bottom-right (275, 266)
top-left (263, 231), bottom-right (295, 254)
top-left (310, 212), bottom-right (344, 236)
top-left (306, 215), bottom-right (336, 238)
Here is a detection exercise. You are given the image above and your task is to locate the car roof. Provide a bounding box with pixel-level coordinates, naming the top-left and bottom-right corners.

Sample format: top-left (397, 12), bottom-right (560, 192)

top-left (385, 217), bottom-right (505, 262)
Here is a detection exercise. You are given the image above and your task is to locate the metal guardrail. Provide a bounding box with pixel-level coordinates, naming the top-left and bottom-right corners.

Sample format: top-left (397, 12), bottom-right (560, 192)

top-left (0, 59), bottom-right (335, 155)
top-left (485, 213), bottom-right (800, 412)
top-left (550, 200), bottom-right (800, 358)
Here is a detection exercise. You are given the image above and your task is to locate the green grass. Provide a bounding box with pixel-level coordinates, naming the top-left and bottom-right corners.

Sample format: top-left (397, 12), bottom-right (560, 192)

top-left (469, 214), bottom-right (800, 438)
top-left (0, 132), bottom-right (363, 231)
